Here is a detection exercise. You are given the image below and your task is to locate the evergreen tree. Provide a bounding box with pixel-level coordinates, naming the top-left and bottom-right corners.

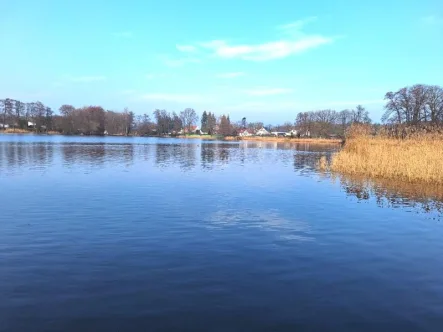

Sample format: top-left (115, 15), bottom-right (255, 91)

top-left (219, 114), bottom-right (232, 136)
top-left (201, 111), bottom-right (208, 132)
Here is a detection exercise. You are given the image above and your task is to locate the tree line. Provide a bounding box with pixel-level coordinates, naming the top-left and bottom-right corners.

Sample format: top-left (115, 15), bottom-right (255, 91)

top-left (382, 84), bottom-right (443, 125)
top-left (1, 83), bottom-right (441, 137)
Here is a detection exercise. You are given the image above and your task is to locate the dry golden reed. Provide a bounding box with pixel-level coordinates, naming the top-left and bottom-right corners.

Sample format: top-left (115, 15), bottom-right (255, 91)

top-left (329, 125), bottom-right (443, 184)
top-left (3, 128), bottom-right (31, 134)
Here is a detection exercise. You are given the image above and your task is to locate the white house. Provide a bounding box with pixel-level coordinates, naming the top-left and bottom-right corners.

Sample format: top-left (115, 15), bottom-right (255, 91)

top-left (285, 129), bottom-right (298, 137)
top-left (271, 131), bottom-right (286, 137)
top-left (256, 127), bottom-right (270, 136)
top-left (239, 129), bottom-right (252, 137)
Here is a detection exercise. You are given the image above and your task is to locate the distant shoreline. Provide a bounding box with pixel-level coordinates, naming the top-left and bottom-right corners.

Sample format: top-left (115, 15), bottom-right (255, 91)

top-left (1, 130), bottom-right (343, 144)
top-left (224, 136), bottom-right (343, 144)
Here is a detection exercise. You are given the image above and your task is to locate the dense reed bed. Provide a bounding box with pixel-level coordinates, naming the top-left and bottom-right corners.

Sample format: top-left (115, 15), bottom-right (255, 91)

top-left (321, 125), bottom-right (443, 184)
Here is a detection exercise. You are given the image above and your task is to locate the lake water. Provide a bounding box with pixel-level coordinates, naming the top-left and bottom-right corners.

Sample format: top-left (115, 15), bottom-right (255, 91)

top-left (1, 134), bottom-right (442, 332)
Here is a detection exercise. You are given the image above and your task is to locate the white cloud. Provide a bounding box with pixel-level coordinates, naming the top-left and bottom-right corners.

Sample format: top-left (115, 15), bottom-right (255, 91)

top-left (158, 17), bottom-right (334, 66)
top-left (176, 44), bottom-right (197, 52)
top-left (216, 72), bottom-right (245, 79)
top-left (277, 16), bottom-right (318, 33)
top-left (182, 17), bottom-right (336, 61)
top-left (245, 87), bottom-right (293, 96)
top-left (201, 37), bottom-right (334, 61)
top-left (69, 76), bottom-right (106, 83)
top-left (139, 93), bottom-right (208, 103)
top-left (113, 31), bottom-right (134, 39)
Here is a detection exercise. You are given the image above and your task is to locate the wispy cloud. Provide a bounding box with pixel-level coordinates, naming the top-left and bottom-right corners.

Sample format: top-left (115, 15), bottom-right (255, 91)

top-left (277, 16), bottom-right (318, 33)
top-left (245, 87), bottom-right (293, 96)
top-left (176, 44), bottom-right (197, 52)
top-left (216, 72), bottom-right (245, 79)
top-left (421, 15), bottom-right (442, 26)
top-left (200, 37), bottom-right (334, 61)
top-left (178, 17), bottom-right (335, 62)
top-left (113, 31), bottom-right (134, 39)
top-left (69, 76), bottom-right (106, 83)
top-left (139, 93), bottom-right (208, 103)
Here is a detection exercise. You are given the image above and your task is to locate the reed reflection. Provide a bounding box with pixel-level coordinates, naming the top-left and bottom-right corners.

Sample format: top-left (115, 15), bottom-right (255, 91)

top-left (336, 174), bottom-right (443, 216)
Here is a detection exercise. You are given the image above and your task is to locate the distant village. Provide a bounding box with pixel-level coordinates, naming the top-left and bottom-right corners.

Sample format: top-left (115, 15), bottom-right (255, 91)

top-left (0, 99), bottom-right (368, 139)
top-left (179, 125), bottom-right (303, 138)
top-left (4, 84), bottom-right (441, 138)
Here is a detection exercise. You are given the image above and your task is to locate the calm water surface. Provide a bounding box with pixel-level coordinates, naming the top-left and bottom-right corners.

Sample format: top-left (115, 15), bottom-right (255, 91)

top-left (1, 134), bottom-right (442, 331)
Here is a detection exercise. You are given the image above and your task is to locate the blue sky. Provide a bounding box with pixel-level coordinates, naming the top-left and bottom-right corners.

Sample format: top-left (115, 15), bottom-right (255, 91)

top-left (1, 0), bottom-right (442, 123)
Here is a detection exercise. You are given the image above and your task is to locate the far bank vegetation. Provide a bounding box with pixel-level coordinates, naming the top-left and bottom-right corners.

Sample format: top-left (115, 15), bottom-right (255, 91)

top-left (320, 84), bottom-right (443, 184)
top-left (1, 98), bottom-right (372, 140)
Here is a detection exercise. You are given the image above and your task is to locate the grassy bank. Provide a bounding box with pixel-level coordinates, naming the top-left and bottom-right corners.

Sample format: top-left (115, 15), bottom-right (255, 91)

top-left (1, 128), bottom-right (62, 135)
top-left (2, 128), bottom-right (34, 134)
top-left (322, 127), bottom-right (443, 184)
top-left (225, 136), bottom-right (342, 144)
top-left (177, 135), bottom-right (219, 140)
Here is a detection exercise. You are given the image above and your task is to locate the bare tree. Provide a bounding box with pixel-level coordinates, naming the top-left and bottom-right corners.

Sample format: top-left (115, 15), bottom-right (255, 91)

top-left (180, 108), bottom-right (199, 134)
top-left (315, 109), bottom-right (338, 137)
top-left (15, 100), bottom-right (26, 130)
top-left (351, 105), bottom-right (371, 124)
top-left (382, 84), bottom-right (442, 125)
top-left (426, 85), bottom-right (443, 123)
top-left (59, 104), bottom-right (76, 133)
top-left (153, 109), bottom-right (172, 135)
top-left (45, 107), bottom-right (53, 131)
top-left (171, 112), bottom-right (182, 133)
top-left (1, 98), bottom-right (14, 129)
top-left (338, 109), bottom-right (352, 135)
top-left (207, 112), bottom-right (217, 135)
top-left (295, 112), bottom-right (314, 136)
top-left (29, 101), bottom-right (46, 132)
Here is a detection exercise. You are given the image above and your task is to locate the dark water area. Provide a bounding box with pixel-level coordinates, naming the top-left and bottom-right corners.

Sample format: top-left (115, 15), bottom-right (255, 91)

top-left (1, 134), bottom-right (442, 331)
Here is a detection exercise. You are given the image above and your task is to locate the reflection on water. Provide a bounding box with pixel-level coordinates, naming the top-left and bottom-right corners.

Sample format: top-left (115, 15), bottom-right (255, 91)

top-left (0, 138), bottom-right (441, 216)
top-left (209, 209), bottom-right (314, 241)
top-left (1, 135), bottom-right (443, 331)
top-left (336, 174), bottom-right (443, 216)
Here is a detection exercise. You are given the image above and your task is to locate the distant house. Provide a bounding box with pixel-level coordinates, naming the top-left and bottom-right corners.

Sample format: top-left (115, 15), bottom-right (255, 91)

top-left (181, 125), bottom-right (200, 134)
top-left (285, 130), bottom-right (298, 137)
top-left (27, 121), bottom-right (36, 128)
top-left (0, 123), bottom-right (9, 129)
top-left (238, 129), bottom-right (252, 137)
top-left (256, 127), bottom-right (270, 136)
top-left (271, 131), bottom-right (287, 137)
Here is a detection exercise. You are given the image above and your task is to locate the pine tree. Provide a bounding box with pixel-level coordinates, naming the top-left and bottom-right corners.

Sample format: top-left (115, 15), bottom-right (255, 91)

top-left (201, 111), bottom-right (208, 133)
